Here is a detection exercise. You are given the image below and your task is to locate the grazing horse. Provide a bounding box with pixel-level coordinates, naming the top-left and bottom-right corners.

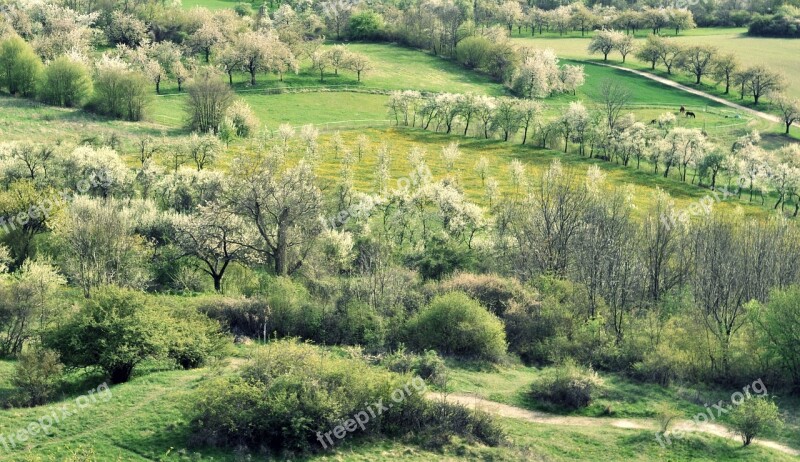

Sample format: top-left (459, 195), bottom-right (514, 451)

top-left (680, 105), bottom-right (686, 115)
top-left (650, 119), bottom-right (657, 125)
top-left (685, 111), bottom-right (696, 118)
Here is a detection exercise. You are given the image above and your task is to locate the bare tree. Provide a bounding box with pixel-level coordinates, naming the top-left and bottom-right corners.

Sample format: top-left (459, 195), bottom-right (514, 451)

top-left (185, 69), bottom-right (234, 134)
top-left (230, 159), bottom-right (323, 276)
top-left (600, 79), bottom-right (630, 131)
top-left (679, 45), bottom-right (717, 84)
top-left (770, 92), bottom-right (799, 134)
top-left (745, 66), bottom-right (784, 105)
top-left (172, 201), bottom-right (252, 291)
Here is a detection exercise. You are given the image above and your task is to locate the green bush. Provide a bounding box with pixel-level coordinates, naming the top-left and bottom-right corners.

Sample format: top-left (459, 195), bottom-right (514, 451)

top-left (89, 67), bottom-right (150, 121)
top-left (439, 272), bottom-right (529, 316)
top-left (38, 56), bottom-right (92, 107)
top-left (528, 361), bottom-right (602, 411)
top-left (382, 347), bottom-right (447, 386)
top-left (44, 288), bottom-right (166, 383)
top-left (0, 35), bottom-right (42, 97)
top-left (730, 397), bottom-right (782, 446)
top-left (455, 36), bottom-right (492, 69)
top-left (323, 299), bottom-right (385, 350)
top-left (189, 340), bottom-right (503, 454)
top-left (197, 297), bottom-right (271, 339)
top-left (45, 288), bottom-right (225, 383)
top-left (405, 292), bottom-right (507, 361)
top-left (165, 305), bottom-right (229, 369)
top-left (11, 348), bottom-right (64, 407)
top-left (348, 11), bottom-right (385, 40)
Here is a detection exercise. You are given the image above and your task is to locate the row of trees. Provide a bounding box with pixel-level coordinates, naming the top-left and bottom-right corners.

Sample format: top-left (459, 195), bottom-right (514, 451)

top-left (5, 128), bottom-right (800, 388)
top-left (585, 30), bottom-right (792, 110)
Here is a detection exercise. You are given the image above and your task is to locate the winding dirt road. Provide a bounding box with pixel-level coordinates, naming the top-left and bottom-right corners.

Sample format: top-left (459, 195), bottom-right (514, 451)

top-left (591, 62), bottom-right (789, 127)
top-left (432, 392), bottom-right (800, 457)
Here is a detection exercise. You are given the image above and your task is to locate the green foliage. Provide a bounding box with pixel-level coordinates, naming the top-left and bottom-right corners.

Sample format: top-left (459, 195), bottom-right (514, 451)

top-left (381, 347), bottom-right (447, 386)
top-left (405, 292), bottom-right (507, 361)
top-left (654, 402), bottom-right (682, 432)
top-left (407, 238), bottom-right (475, 281)
top-left (164, 304), bottom-right (229, 369)
top-left (44, 288), bottom-right (224, 383)
top-left (439, 272), bottom-right (529, 316)
top-left (348, 11), bottom-right (385, 40)
top-left (324, 299), bottom-right (385, 350)
top-left (38, 56), bottom-right (93, 108)
top-left (729, 397), bottom-right (782, 446)
top-left (528, 360), bottom-right (602, 411)
top-left (44, 288), bottom-right (166, 383)
top-left (0, 35), bottom-right (42, 97)
top-left (89, 67), bottom-right (151, 121)
top-left (11, 347), bottom-right (64, 407)
top-left (755, 286), bottom-right (800, 388)
top-left (189, 340), bottom-right (503, 454)
top-left (455, 36), bottom-right (492, 70)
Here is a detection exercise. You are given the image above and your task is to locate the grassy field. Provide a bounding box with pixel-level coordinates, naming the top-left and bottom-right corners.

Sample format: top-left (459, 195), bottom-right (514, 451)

top-left (512, 28), bottom-right (800, 100)
top-left (0, 353), bottom-right (796, 462)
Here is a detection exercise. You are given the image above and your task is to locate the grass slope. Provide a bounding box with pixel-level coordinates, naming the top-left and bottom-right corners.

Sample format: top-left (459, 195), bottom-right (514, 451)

top-left (0, 356), bottom-right (796, 461)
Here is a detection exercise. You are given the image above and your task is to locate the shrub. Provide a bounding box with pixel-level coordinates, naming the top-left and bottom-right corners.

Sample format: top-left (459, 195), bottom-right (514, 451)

top-left (382, 347), bottom-right (447, 386)
top-left (439, 272), bottom-right (528, 316)
top-left (198, 279), bottom-right (326, 343)
top-left (165, 305), bottom-right (229, 369)
top-left (11, 348), bottom-right (64, 407)
top-left (198, 297), bottom-right (271, 338)
top-left (407, 238), bottom-right (475, 280)
top-left (89, 67), bottom-right (150, 121)
top-left (189, 340), bottom-right (503, 454)
top-left (348, 11), bottom-right (385, 40)
top-left (45, 288), bottom-right (224, 383)
top-left (44, 288), bottom-right (165, 383)
top-left (528, 361), bottom-right (602, 410)
top-left (0, 35), bottom-right (42, 97)
top-left (225, 100), bottom-right (258, 138)
top-left (185, 68), bottom-right (234, 134)
top-left (405, 292), bottom-right (507, 361)
top-left (455, 36), bottom-right (492, 69)
top-left (654, 402), bottom-right (682, 433)
top-left (38, 56), bottom-right (92, 108)
top-left (730, 397), bottom-right (782, 446)
top-left (323, 299), bottom-right (385, 350)
top-left (631, 344), bottom-right (688, 386)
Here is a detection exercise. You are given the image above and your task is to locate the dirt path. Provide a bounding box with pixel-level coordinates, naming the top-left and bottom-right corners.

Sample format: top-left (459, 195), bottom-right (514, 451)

top-left (432, 393), bottom-right (800, 457)
top-left (590, 62), bottom-right (788, 127)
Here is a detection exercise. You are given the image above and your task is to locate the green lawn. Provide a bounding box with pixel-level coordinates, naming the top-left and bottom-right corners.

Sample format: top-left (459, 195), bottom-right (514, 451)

top-left (152, 91), bottom-right (391, 128)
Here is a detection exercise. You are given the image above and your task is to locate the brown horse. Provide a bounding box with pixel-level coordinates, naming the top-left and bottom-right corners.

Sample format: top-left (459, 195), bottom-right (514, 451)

top-left (680, 105), bottom-right (686, 114)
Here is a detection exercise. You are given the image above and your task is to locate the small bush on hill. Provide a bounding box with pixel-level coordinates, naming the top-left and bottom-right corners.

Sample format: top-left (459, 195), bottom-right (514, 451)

top-left (528, 360), bottom-right (602, 411)
top-left (189, 340), bottom-right (503, 454)
top-left (11, 347), bottom-right (64, 407)
top-left (45, 288), bottom-right (226, 383)
top-left (38, 56), bottom-right (92, 108)
top-left (405, 291), bottom-right (507, 361)
top-left (382, 347), bottom-right (447, 386)
top-left (440, 272), bottom-right (531, 317)
top-left (730, 397), bottom-right (782, 446)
